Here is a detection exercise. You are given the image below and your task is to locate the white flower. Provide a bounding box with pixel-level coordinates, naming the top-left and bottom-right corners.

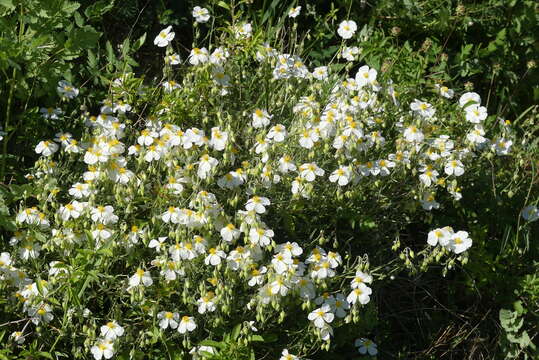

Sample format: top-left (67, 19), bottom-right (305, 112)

top-left (100, 321), bottom-right (124, 340)
top-left (236, 23), bottom-right (252, 39)
top-left (444, 159), bottom-right (465, 176)
top-left (329, 293), bottom-right (350, 318)
top-left (403, 125), bottom-right (424, 143)
top-left (190, 346), bottom-right (216, 359)
top-left (148, 237), bottom-right (167, 253)
top-left (0, 252), bottom-right (12, 268)
top-left (68, 182), bottom-right (91, 199)
top-left (197, 154), bottom-right (218, 179)
top-left (28, 303), bottom-right (54, 324)
top-left (35, 140), bottom-right (59, 157)
top-left (419, 167), bottom-right (438, 187)
top-left (245, 196), bottom-right (271, 214)
top-left (220, 223), bottom-right (240, 242)
top-left (272, 252), bottom-right (293, 274)
top-left (420, 192), bottom-right (440, 211)
top-left (210, 47), bottom-right (229, 64)
top-left (347, 283), bottom-right (372, 305)
top-left (210, 127), bottom-right (228, 151)
top-left (252, 109), bottom-right (272, 128)
top-left (248, 266), bottom-right (267, 287)
top-left (40, 107), bottom-right (63, 120)
top-left (278, 155), bottom-right (297, 173)
top-left (288, 6), bottom-right (301, 18)
top-left (57, 80), bottom-right (79, 99)
top-left (449, 231), bottom-right (472, 254)
top-left (435, 84), bottom-right (454, 99)
top-left (189, 47), bottom-right (209, 65)
top-left (91, 205), bottom-right (118, 225)
top-left (249, 227), bottom-right (274, 247)
top-left (162, 80), bottom-right (180, 92)
top-left (267, 124), bottom-right (287, 142)
top-left (459, 92), bottom-right (481, 108)
top-left (269, 277), bottom-right (289, 296)
top-left (91, 339), bottom-right (114, 360)
top-left (154, 26), bottom-right (175, 47)
top-left (355, 338), bottom-right (378, 356)
top-left (197, 293), bottom-right (216, 314)
top-left (329, 166), bottom-right (352, 186)
top-left (275, 241), bottom-right (303, 257)
top-left (10, 331), bottom-right (25, 344)
top-left (410, 99), bottom-right (435, 118)
top-left (465, 104), bottom-right (488, 123)
top-left (299, 163), bottom-right (325, 182)
top-left (157, 311), bottom-right (179, 329)
top-left (299, 129), bottom-right (319, 149)
top-left (493, 138), bottom-right (512, 155)
top-left (58, 201), bottom-right (84, 221)
top-left (337, 20), bottom-right (357, 39)
top-left (308, 304), bottom-right (334, 328)
top-left (19, 242), bottom-right (41, 261)
top-left (192, 6), bottom-right (210, 23)
top-left (212, 66), bottom-right (230, 86)
top-left (165, 53), bottom-right (181, 65)
top-left (178, 316), bottom-right (196, 334)
top-left (355, 65), bottom-right (377, 87)
top-left (138, 129), bottom-right (158, 146)
top-left (129, 269), bottom-right (153, 288)
top-left (521, 205), bottom-right (539, 222)
top-left (204, 248), bottom-right (226, 266)
top-left (312, 66), bottom-right (328, 80)
top-left (280, 349), bottom-right (298, 360)
top-left (467, 124), bottom-right (487, 144)
top-left (351, 271), bottom-right (373, 288)
top-left (427, 227), bottom-right (453, 247)
top-left (342, 46), bottom-right (360, 61)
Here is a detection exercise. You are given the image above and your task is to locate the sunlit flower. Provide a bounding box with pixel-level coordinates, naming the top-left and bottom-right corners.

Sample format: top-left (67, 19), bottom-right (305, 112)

top-left (129, 268), bottom-right (153, 288)
top-left (337, 20), bottom-right (357, 39)
top-left (100, 321), bottom-right (124, 340)
top-left (288, 6), bottom-right (301, 18)
top-left (192, 6), bottom-right (210, 23)
top-left (35, 140), bottom-right (59, 157)
top-left (158, 311), bottom-right (179, 329)
top-left (90, 339), bottom-right (114, 360)
top-left (308, 304), bottom-right (334, 328)
top-left (178, 315), bottom-right (196, 334)
top-left (449, 231), bottom-right (472, 254)
top-left (154, 26), bottom-right (175, 47)
top-left (189, 47), bottom-right (209, 65)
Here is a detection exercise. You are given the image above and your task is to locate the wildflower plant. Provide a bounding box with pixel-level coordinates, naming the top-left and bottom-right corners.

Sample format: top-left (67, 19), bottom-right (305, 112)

top-left (0, 4), bottom-right (526, 360)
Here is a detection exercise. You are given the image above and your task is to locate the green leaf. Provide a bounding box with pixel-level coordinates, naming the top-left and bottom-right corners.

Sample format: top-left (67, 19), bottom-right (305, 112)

top-left (74, 11), bottom-right (84, 27)
top-left (199, 340), bottom-right (225, 349)
top-left (250, 335), bottom-right (265, 342)
top-left (216, 1), bottom-right (230, 10)
top-left (231, 323), bottom-right (241, 341)
top-left (66, 25), bottom-right (101, 52)
top-left (62, 1), bottom-right (81, 14)
top-left (35, 352), bottom-right (54, 360)
top-left (0, 0), bottom-right (14, 11)
top-left (85, 0), bottom-right (115, 19)
top-left (133, 33), bottom-right (146, 51)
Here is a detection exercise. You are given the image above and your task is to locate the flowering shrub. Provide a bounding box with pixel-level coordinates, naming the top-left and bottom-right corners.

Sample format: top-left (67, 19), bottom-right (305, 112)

top-left (0, 5), bottom-right (529, 360)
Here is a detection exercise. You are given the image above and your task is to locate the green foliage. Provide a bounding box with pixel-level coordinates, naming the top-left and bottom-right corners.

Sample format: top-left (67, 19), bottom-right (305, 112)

top-left (500, 300), bottom-right (537, 359)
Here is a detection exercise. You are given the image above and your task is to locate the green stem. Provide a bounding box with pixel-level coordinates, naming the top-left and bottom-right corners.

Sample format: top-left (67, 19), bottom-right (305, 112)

top-left (1, 67), bottom-right (16, 182)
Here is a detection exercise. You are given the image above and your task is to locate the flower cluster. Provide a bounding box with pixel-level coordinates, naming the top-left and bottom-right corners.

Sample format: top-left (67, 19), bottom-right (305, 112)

top-left (1, 6), bottom-right (517, 359)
